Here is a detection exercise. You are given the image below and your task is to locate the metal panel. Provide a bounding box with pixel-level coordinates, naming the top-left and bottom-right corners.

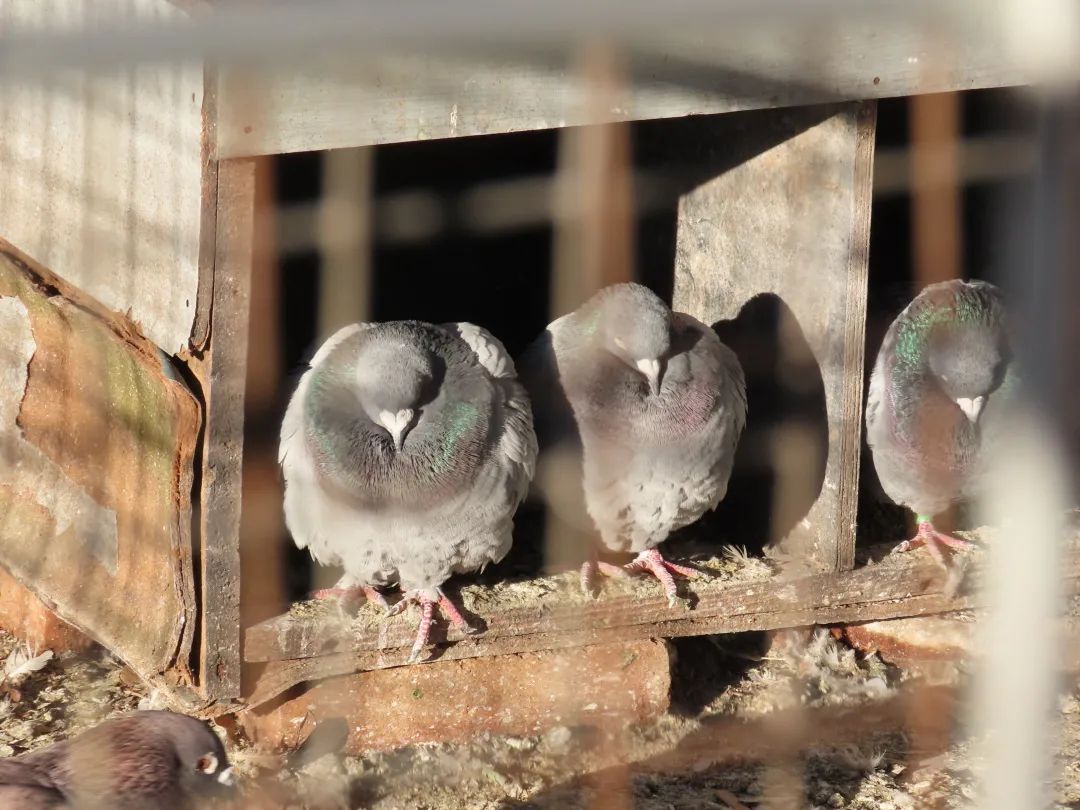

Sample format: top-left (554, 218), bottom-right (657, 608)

top-left (0, 0), bottom-right (205, 354)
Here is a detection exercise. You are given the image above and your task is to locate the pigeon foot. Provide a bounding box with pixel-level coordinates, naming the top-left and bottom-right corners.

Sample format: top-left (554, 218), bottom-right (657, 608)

top-left (311, 585), bottom-right (390, 612)
top-left (390, 589), bottom-right (477, 663)
top-left (579, 558), bottom-right (630, 598)
top-left (892, 520), bottom-right (972, 568)
top-left (624, 548), bottom-right (697, 608)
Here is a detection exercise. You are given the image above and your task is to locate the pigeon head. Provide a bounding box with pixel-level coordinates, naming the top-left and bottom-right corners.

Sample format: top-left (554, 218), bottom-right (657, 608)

top-left (164, 715), bottom-right (237, 803)
top-left (588, 283), bottom-right (672, 396)
top-left (353, 336), bottom-right (439, 452)
top-left (927, 326), bottom-right (1007, 423)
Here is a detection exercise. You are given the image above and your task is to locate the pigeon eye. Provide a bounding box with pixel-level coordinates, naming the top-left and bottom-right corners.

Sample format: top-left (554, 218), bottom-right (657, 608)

top-left (195, 754), bottom-right (218, 774)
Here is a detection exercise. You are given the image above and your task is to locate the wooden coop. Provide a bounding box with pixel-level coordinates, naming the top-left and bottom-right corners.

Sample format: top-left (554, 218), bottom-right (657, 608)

top-left (0, 0), bottom-right (1070, 753)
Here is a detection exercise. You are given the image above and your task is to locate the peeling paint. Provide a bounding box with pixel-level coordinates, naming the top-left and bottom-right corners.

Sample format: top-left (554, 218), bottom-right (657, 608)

top-left (0, 296), bottom-right (119, 575)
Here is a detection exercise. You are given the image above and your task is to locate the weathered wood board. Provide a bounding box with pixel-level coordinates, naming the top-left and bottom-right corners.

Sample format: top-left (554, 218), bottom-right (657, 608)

top-left (217, 20), bottom-right (1023, 157)
top-left (0, 0), bottom-right (205, 355)
top-left (187, 158), bottom-right (264, 704)
top-left (671, 102), bottom-right (875, 573)
top-left (242, 537), bottom-right (1080, 707)
top-left (0, 241), bottom-right (201, 683)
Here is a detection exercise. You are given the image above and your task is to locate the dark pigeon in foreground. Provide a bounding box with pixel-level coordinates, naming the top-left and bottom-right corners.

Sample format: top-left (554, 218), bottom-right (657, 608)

top-left (279, 320), bottom-right (537, 662)
top-left (0, 710), bottom-right (235, 810)
top-left (866, 278), bottom-right (1016, 565)
top-left (519, 282), bottom-right (747, 606)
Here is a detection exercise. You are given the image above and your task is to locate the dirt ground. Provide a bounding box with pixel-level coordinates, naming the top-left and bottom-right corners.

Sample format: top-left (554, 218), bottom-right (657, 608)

top-left (2, 533), bottom-right (1079, 809)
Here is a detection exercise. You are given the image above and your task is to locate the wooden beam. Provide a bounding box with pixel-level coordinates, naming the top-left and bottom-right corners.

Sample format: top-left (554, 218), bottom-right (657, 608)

top-left (241, 540), bottom-right (1080, 707)
top-left (670, 102), bottom-right (874, 573)
top-left (216, 21), bottom-right (1025, 157)
top-left (190, 158), bottom-right (264, 704)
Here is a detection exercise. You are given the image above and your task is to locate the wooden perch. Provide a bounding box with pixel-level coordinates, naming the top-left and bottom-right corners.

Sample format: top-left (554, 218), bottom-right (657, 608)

top-left (242, 540), bottom-right (1080, 708)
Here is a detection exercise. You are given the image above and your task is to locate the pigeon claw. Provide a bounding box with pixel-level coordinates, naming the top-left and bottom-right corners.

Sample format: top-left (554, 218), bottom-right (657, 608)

top-left (624, 548), bottom-right (697, 607)
top-left (393, 589), bottom-right (475, 664)
top-left (892, 521), bottom-right (972, 569)
top-left (579, 559), bottom-right (629, 599)
top-left (311, 585), bottom-right (390, 612)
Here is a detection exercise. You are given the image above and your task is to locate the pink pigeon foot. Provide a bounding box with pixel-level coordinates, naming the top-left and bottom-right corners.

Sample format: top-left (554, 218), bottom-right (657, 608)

top-left (311, 585), bottom-right (390, 612)
top-left (892, 519), bottom-right (972, 568)
top-left (624, 548), bottom-right (698, 608)
top-left (579, 557), bottom-right (630, 598)
top-left (390, 589), bottom-right (480, 663)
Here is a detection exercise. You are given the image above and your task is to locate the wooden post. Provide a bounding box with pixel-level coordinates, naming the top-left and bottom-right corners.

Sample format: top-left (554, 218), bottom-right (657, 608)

top-left (670, 101), bottom-right (876, 573)
top-left (185, 159), bottom-right (265, 705)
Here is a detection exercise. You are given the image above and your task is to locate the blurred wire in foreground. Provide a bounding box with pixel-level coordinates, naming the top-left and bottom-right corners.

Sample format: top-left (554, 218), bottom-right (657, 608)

top-left (0, 0), bottom-right (967, 75)
top-left (969, 88), bottom-right (1078, 810)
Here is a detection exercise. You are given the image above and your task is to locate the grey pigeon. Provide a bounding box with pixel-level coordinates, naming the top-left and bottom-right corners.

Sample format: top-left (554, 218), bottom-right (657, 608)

top-left (279, 320), bottom-right (538, 662)
top-left (866, 279), bottom-right (1015, 565)
top-left (519, 282), bottom-right (747, 606)
top-left (0, 710), bottom-right (235, 810)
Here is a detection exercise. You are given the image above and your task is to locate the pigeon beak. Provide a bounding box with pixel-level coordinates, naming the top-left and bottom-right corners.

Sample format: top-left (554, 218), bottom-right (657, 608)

top-left (635, 358), bottom-right (662, 396)
top-left (379, 408), bottom-right (415, 451)
top-left (955, 396), bottom-right (985, 423)
top-left (217, 765), bottom-right (236, 789)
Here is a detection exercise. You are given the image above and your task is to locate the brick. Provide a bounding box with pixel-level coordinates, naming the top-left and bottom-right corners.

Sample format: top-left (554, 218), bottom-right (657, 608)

top-left (842, 615), bottom-right (975, 670)
top-left (0, 566), bottom-right (94, 654)
top-left (241, 640), bottom-right (672, 754)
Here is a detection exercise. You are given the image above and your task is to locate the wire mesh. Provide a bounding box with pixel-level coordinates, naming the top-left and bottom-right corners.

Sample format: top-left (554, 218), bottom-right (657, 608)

top-left (0, 2), bottom-right (1077, 809)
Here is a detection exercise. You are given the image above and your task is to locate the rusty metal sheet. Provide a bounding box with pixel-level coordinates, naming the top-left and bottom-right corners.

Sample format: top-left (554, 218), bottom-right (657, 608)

top-left (0, 245), bottom-right (200, 684)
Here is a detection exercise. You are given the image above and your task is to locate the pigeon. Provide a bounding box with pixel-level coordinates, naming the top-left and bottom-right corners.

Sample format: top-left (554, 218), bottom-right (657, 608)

top-left (0, 710), bottom-right (236, 810)
top-left (519, 282), bottom-right (747, 606)
top-left (866, 279), bottom-right (1015, 565)
top-left (279, 320), bottom-right (537, 662)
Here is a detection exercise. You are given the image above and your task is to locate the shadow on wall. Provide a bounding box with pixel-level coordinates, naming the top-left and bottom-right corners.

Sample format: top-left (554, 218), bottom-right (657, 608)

top-left (679, 292), bottom-right (829, 557)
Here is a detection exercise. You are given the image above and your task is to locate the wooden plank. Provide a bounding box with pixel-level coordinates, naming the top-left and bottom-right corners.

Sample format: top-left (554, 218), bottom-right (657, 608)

top-left (670, 102), bottom-right (874, 573)
top-left (188, 158), bottom-right (265, 704)
top-left (0, 239), bottom-right (201, 683)
top-left (217, 21), bottom-right (1024, 157)
top-left (245, 545), bottom-right (964, 664)
top-left (241, 539), bottom-right (1080, 707)
top-left (0, 0), bottom-right (206, 354)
